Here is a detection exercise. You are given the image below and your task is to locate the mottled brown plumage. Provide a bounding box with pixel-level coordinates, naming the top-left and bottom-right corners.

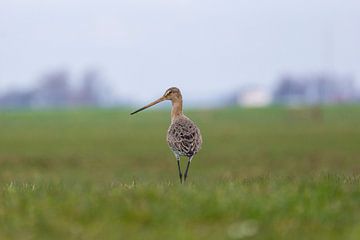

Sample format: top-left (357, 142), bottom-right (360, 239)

top-left (167, 115), bottom-right (202, 158)
top-left (131, 87), bottom-right (202, 183)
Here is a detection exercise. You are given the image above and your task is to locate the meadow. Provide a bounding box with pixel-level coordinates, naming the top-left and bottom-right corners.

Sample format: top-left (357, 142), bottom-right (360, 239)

top-left (0, 106), bottom-right (360, 239)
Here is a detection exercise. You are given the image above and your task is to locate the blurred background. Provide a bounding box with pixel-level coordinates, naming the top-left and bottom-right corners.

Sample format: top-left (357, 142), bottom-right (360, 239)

top-left (2, 1), bottom-right (360, 239)
top-left (1, 0), bottom-right (360, 109)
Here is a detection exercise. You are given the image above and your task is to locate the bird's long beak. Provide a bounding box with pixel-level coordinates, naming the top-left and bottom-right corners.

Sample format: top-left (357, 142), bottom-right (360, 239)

top-left (130, 97), bottom-right (165, 115)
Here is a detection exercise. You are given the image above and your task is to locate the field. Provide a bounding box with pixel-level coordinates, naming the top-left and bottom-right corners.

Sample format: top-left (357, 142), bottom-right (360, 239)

top-left (1, 106), bottom-right (360, 239)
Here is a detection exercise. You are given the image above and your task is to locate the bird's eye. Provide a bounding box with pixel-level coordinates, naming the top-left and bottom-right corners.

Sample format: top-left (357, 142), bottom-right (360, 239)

top-left (166, 90), bottom-right (172, 96)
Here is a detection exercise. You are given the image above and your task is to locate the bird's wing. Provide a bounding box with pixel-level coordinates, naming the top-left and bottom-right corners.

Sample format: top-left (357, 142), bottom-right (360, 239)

top-left (167, 118), bottom-right (202, 157)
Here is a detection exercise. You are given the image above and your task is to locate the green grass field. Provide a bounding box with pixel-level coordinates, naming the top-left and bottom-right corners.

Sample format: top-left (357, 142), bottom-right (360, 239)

top-left (1, 106), bottom-right (360, 239)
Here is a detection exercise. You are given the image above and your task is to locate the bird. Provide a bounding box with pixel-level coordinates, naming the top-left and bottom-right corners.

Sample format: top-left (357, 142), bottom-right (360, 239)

top-left (130, 87), bottom-right (202, 183)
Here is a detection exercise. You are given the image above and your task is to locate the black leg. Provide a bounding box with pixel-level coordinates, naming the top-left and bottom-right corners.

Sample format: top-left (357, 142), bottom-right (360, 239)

top-left (184, 157), bottom-right (193, 182)
top-left (177, 159), bottom-right (183, 184)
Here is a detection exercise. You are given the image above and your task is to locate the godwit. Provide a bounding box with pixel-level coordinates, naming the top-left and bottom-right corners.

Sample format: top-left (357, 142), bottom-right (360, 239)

top-left (130, 87), bottom-right (202, 183)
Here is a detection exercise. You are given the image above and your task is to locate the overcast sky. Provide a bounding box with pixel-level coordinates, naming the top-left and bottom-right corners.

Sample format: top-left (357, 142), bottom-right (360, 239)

top-left (0, 0), bottom-right (359, 102)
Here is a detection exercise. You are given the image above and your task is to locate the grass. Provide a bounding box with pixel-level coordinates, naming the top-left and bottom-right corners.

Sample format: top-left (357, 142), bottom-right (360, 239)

top-left (0, 105), bottom-right (360, 239)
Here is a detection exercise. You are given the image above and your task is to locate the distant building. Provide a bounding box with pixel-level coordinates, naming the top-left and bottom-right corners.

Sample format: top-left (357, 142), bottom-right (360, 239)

top-left (274, 73), bottom-right (356, 105)
top-left (236, 87), bottom-right (272, 107)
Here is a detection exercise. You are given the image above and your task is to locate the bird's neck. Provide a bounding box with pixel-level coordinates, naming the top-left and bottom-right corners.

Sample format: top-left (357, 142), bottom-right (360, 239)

top-left (171, 98), bottom-right (183, 122)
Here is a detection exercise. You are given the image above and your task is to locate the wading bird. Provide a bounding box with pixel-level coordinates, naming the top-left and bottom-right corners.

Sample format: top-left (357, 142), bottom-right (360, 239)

top-left (130, 87), bottom-right (202, 183)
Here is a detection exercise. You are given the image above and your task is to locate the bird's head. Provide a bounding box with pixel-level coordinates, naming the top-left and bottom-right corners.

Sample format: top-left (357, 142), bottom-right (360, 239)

top-left (130, 87), bottom-right (182, 115)
top-left (163, 87), bottom-right (182, 101)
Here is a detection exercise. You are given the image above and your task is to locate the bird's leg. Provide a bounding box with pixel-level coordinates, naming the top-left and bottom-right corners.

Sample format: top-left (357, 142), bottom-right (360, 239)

top-left (176, 156), bottom-right (183, 183)
top-left (184, 156), bottom-right (193, 182)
